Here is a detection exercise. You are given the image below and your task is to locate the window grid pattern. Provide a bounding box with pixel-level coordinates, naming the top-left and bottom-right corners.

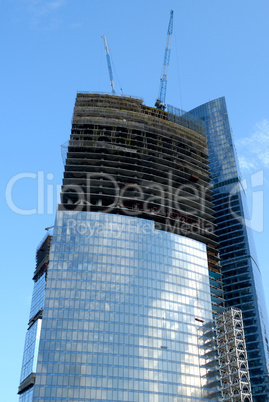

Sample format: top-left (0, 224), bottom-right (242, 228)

top-left (30, 273), bottom-right (46, 319)
top-left (20, 319), bottom-right (42, 383)
top-left (189, 97), bottom-right (238, 186)
top-left (19, 388), bottom-right (34, 402)
top-left (189, 98), bottom-right (269, 399)
top-left (32, 211), bottom-right (217, 401)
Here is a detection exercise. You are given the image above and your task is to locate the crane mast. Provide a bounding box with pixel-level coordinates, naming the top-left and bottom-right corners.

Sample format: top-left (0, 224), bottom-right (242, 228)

top-left (155, 10), bottom-right (174, 110)
top-left (101, 35), bottom-right (116, 94)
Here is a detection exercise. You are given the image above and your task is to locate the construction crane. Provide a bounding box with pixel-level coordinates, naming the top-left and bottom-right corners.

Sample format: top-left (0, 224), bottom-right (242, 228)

top-left (155, 10), bottom-right (174, 111)
top-left (101, 35), bottom-right (116, 94)
top-left (45, 226), bottom-right (54, 231)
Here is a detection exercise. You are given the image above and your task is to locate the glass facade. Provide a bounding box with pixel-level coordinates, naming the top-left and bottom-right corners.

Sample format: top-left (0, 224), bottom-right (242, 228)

top-left (28, 211), bottom-right (218, 401)
top-left (29, 274), bottom-right (46, 320)
top-left (20, 319), bottom-right (42, 384)
top-left (19, 388), bottom-right (34, 402)
top-left (19, 273), bottom-right (46, 389)
top-left (18, 236), bottom-right (52, 400)
top-left (189, 97), bottom-right (269, 400)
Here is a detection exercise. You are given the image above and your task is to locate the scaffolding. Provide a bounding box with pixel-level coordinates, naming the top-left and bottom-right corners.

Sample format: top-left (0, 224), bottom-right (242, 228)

top-left (62, 92), bottom-right (224, 317)
top-left (215, 307), bottom-right (252, 402)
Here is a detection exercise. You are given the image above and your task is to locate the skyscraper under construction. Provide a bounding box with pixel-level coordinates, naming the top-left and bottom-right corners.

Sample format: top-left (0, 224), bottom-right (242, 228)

top-left (18, 93), bottom-right (269, 401)
top-left (18, 93), bottom-right (224, 401)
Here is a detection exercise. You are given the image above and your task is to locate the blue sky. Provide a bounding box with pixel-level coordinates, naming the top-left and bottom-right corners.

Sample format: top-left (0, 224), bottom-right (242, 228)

top-left (1, 1), bottom-right (269, 400)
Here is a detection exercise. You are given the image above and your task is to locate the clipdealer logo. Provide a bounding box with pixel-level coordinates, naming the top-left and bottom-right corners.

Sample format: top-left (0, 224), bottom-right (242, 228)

top-left (6, 169), bottom-right (264, 234)
top-left (5, 170), bottom-right (210, 217)
top-left (5, 171), bottom-right (61, 215)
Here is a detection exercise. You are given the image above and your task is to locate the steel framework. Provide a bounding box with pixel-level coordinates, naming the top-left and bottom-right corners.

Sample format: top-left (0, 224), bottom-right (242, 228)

top-left (215, 307), bottom-right (252, 402)
top-left (101, 35), bottom-right (116, 94)
top-left (155, 10), bottom-right (173, 111)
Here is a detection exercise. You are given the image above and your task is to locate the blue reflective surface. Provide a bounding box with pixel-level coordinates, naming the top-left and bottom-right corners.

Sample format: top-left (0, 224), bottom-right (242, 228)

top-left (29, 273), bottom-right (46, 319)
top-left (19, 388), bottom-right (34, 402)
top-left (30, 212), bottom-right (217, 401)
top-left (20, 319), bottom-right (42, 383)
top-left (189, 97), bottom-right (238, 186)
top-left (190, 98), bottom-right (269, 400)
top-left (19, 273), bottom-right (45, 386)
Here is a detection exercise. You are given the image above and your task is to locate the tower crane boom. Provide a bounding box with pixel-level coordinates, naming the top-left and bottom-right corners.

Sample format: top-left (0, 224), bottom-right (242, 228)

top-left (155, 10), bottom-right (174, 110)
top-left (101, 35), bottom-right (116, 94)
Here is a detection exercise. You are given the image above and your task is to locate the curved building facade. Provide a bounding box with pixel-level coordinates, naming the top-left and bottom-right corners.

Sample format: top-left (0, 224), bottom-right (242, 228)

top-left (61, 94), bottom-right (216, 247)
top-left (30, 212), bottom-right (215, 401)
top-left (61, 94), bottom-right (224, 313)
top-left (18, 94), bottom-right (224, 401)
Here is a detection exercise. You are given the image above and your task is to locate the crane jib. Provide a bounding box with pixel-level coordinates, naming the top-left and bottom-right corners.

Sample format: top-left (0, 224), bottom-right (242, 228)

top-left (155, 10), bottom-right (174, 111)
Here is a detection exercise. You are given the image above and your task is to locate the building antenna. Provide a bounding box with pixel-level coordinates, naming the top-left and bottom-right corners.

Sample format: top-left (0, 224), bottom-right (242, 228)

top-left (155, 10), bottom-right (174, 111)
top-left (101, 35), bottom-right (116, 94)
